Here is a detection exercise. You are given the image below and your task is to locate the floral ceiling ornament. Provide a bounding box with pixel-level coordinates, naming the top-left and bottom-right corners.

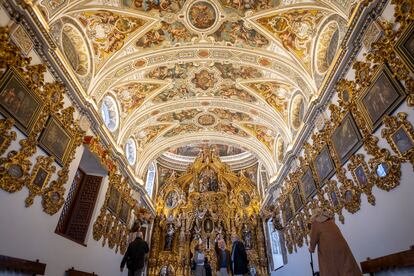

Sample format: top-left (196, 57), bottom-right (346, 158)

top-left (191, 69), bottom-right (218, 91)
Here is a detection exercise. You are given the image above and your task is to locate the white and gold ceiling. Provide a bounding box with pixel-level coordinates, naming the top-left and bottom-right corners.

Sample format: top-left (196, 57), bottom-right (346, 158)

top-left (35, 0), bottom-right (355, 181)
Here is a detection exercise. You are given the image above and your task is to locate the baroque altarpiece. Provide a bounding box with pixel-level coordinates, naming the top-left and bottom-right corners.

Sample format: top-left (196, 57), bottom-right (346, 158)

top-left (148, 149), bottom-right (268, 275)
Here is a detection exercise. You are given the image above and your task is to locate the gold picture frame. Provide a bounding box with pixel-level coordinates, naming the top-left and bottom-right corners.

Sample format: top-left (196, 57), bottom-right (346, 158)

top-left (357, 64), bottom-right (406, 132)
top-left (395, 21), bottom-right (414, 73)
top-left (324, 180), bottom-right (344, 224)
top-left (291, 185), bottom-right (303, 213)
top-left (281, 195), bottom-right (293, 224)
top-left (25, 155), bottom-right (56, 207)
top-left (348, 154), bottom-right (375, 205)
top-left (312, 145), bottom-right (335, 185)
top-left (0, 67), bottom-right (44, 135)
top-left (382, 112), bottom-right (414, 165)
top-left (330, 113), bottom-right (363, 165)
top-left (38, 116), bottom-right (74, 166)
top-left (299, 166), bottom-right (317, 201)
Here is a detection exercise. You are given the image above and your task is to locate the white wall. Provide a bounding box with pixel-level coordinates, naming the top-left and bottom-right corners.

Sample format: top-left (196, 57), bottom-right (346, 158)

top-left (0, 144), bottom-right (128, 276)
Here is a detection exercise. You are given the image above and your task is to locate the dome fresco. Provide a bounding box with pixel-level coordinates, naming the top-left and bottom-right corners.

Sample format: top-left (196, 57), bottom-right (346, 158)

top-left (40, 0), bottom-right (354, 178)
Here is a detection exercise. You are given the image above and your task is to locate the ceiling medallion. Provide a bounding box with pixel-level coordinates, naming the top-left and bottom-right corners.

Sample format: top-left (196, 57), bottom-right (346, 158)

top-left (196, 112), bottom-right (217, 127)
top-left (182, 0), bottom-right (224, 35)
top-left (192, 69), bottom-right (217, 90)
top-left (188, 1), bottom-right (217, 30)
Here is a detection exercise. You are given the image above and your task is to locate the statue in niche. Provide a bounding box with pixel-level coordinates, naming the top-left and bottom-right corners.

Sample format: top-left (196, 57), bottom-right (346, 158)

top-left (198, 167), bottom-right (218, 192)
top-left (166, 191), bottom-right (178, 208)
top-left (189, 181), bottom-right (196, 193)
top-left (204, 218), bottom-right (213, 233)
top-left (164, 223), bottom-right (175, 251)
top-left (242, 224), bottom-right (252, 250)
top-left (194, 218), bottom-right (202, 242)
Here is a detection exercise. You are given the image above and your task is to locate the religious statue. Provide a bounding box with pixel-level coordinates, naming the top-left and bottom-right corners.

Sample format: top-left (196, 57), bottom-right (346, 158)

top-left (242, 224), bottom-right (252, 250)
top-left (164, 223), bottom-right (175, 251)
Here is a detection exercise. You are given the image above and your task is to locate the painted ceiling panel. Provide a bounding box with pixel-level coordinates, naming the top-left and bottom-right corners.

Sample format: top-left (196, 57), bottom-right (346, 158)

top-left (35, 0), bottom-right (352, 179)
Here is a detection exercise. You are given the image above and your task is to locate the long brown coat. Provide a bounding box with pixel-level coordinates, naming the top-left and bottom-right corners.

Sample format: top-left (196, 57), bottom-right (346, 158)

top-left (309, 219), bottom-right (362, 276)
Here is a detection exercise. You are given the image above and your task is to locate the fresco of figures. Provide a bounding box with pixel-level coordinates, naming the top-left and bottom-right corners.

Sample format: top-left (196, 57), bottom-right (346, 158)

top-left (76, 11), bottom-right (146, 63)
top-left (136, 21), bottom-right (195, 48)
top-left (243, 123), bottom-right (275, 152)
top-left (110, 82), bottom-right (161, 113)
top-left (168, 143), bottom-right (245, 156)
top-left (247, 82), bottom-right (291, 121)
top-left (257, 9), bottom-right (326, 71)
top-left (212, 20), bottom-right (269, 47)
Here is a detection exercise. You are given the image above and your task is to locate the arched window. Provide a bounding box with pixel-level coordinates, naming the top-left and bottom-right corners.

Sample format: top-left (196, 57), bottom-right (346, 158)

top-left (267, 219), bottom-right (285, 270)
top-left (145, 163), bottom-right (156, 197)
top-left (101, 95), bottom-right (119, 132)
top-left (125, 138), bottom-right (137, 166)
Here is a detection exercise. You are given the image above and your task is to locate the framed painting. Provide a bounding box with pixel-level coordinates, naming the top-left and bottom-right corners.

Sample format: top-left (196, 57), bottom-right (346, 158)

top-left (357, 65), bottom-right (406, 132)
top-left (331, 113), bottom-right (363, 164)
top-left (330, 190), bottom-right (340, 208)
top-left (107, 187), bottom-right (120, 215)
top-left (39, 116), bottom-right (73, 166)
top-left (395, 21), bottom-right (414, 73)
top-left (390, 125), bottom-right (414, 156)
top-left (313, 145), bottom-right (335, 185)
top-left (0, 67), bottom-right (44, 135)
top-left (291, 185), bottom-right (303, 212)
top-left (282, 197), bottom-right (293, 224)
top-left (119, 199), bottom-right (131, 224)
top-left (300, 167), bottom-right (317, 200)
top-left (31, 167), bottom-right (49, 189)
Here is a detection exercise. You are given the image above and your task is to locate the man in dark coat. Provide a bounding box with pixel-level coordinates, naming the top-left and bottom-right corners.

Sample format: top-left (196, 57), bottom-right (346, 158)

top-left (121, 232), bottom-right (149, 276)
top-left (230, 234), bottom-right (249, 276)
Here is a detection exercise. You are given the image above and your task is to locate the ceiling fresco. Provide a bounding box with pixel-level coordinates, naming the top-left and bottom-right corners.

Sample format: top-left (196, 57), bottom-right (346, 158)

top-left (37, 0), bottom-right (356, 180)
top-left (168, 143), bottom-right (245, 157)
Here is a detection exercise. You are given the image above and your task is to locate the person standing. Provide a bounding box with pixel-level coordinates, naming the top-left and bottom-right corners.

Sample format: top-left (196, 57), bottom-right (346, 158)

top-left (309, 208), bottom-right (362, 276)
top-left (120, 231), bottom-right (149, 276)
top-left (230, 234), bottom-right (249, 276)
top-left (193, 244), bottom-right (206, 276)
top-left (215, 238), bottom-right (230, 276)
top-left (204, 257), bottom-right (212, 276)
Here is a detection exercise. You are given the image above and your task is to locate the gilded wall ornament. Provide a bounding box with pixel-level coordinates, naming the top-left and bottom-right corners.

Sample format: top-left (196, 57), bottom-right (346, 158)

top-left (0, 118), bottom-right (16, 156)
top-left (25, 155), bottom-right (56, 207)
top-left (382, 112), bottom-right (414, 168)
top-left (348, 154), bottom-right (375, 205)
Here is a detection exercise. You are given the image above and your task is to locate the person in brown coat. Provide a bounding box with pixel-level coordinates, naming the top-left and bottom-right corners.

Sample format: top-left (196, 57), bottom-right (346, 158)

top-left (308, 208), bottom-right (362, 276)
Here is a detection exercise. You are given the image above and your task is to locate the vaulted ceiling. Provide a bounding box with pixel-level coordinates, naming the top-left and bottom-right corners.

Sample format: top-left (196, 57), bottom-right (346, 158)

top-left (36, 0), bottom-right (355, 179)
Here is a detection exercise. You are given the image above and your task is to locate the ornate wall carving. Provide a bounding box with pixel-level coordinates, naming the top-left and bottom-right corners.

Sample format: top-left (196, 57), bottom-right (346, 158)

top-left (0, 27), bottom-right (84, 215)
top-left (271, 1), bottom-right (414, 253)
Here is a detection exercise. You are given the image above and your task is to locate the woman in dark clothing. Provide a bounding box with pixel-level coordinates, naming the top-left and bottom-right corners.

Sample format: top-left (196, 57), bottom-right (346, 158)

top-left (204, 257), bottom-right (212, 276)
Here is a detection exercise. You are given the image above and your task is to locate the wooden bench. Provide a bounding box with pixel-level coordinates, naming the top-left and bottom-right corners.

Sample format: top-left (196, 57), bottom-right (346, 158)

top-left (361, 246), bottom-right (414, 275)
top-left (0, 254), bottom-right (46, 275)
top-left (66, 267), bottom-right (98, 276)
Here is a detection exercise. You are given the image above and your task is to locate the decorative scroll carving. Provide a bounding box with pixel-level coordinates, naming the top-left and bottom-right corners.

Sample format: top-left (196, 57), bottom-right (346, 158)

top-left (0, 27), bottom-right (84, 215)
top-left (0, 118), bottom-right (16, 156)
top-left (25, 155), bottom-right (56, 207)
